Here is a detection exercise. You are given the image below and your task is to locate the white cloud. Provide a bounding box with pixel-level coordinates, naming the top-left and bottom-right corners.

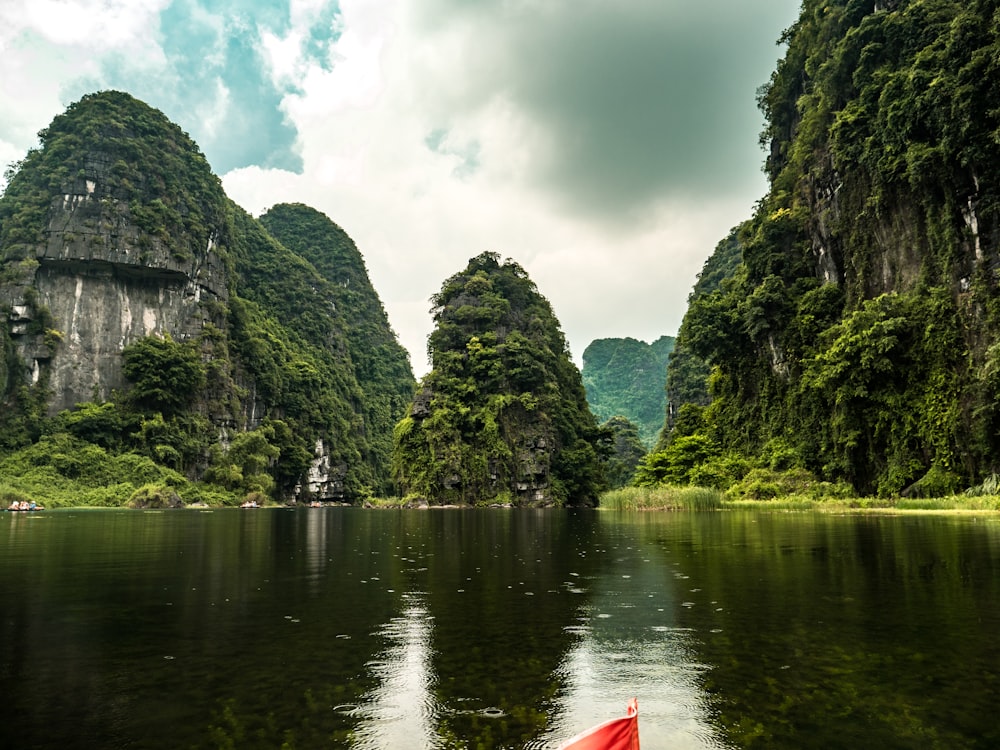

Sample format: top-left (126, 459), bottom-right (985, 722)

top-left (0, 0), bottom-right (169, 186)
top-left (2, 0), bottom-right (801, 377)
top-left (9, 0), bottom-right (166, 47)
top-left (224, 0), bottom-right (796, 375)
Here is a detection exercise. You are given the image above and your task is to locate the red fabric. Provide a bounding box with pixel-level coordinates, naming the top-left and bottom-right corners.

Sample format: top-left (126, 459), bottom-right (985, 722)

top-left (557, 699), bottom-right (639, 750)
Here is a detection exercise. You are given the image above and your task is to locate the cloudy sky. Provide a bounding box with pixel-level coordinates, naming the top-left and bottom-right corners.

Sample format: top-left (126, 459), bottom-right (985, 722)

top-left (0, 0), bottom-right (801, 376)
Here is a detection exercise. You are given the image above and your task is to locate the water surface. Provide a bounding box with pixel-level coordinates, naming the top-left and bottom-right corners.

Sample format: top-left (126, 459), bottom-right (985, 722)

top-left (2, 508), bottom-right (998, 748)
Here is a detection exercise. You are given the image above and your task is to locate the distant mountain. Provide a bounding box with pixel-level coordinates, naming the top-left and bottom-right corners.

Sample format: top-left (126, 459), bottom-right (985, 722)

top-left (0, 91), bottom-right (414, 504)
top-left (582, 336), bottom-right (674, 447)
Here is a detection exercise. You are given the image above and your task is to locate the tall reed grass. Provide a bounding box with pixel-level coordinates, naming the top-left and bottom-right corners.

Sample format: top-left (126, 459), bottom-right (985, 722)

top-left (599, 487), bottom-right (1000, 512)
top-left (599, 486), bottom-right (723, 511)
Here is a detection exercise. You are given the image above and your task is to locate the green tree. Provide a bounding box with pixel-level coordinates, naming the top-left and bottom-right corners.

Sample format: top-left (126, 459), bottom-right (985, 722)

top-left (122, 333), bottom-right (205, 416)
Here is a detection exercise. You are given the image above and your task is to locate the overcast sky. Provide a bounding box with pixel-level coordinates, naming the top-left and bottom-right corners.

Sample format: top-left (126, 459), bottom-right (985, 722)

top-left (0, 0), bottom-right (801, 376)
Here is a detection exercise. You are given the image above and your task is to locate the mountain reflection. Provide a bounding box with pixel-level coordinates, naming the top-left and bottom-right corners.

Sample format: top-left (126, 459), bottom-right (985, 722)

top-left (9, 509), bottom-right (994, 749)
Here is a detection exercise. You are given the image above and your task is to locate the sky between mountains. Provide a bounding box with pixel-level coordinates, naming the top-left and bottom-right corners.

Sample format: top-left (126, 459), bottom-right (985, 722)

top-left (0, 0), bottom-right (800, 376)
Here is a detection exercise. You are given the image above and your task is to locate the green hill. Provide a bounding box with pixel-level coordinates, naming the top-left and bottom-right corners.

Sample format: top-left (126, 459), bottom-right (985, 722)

top-left (582, 335), bottom-right (674, 448)
top-left (393, 252), bottom-right (606, 506)
top-left (651, 0), bottom-right (1000, 498)
top-left (0, 91), bottom-right (414, 505)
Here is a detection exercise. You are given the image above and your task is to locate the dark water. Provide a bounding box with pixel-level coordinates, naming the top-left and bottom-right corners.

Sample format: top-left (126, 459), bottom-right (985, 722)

top-left (1, 509), bottom-right (999, 749)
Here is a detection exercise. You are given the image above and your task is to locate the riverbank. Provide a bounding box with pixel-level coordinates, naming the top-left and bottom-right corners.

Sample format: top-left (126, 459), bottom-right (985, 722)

top-left (599, 486), bottom-right (1000, 512)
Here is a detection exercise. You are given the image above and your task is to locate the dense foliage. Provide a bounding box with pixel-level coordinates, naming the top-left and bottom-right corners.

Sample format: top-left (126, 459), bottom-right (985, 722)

top-left (598, 415), bottom-right (648, 488)
top-left (659, 229), bottom-right (742, 446)
top-left (259, 203), bottom-right (414, 495)
top-left (651, 0), bottom-right (1000, 497)
top-left (0, 91), bottom-right (414, 505)
top-left (393, 252), bottom-right (606, 506)
top-left (582, 335), bottom-right (674, 448)
top-left (0, 90), bottom-right (224, 260)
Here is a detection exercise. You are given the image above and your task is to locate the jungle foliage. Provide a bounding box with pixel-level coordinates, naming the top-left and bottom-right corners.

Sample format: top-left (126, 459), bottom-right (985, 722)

top-left (393, 252), bottom-right (606, 506)
top-left (259, 203), bottom-right (415, 495)
top-left (649, 0), bottom-right (1000, 498)
top-left (598, 415), bottom-right (648, 489)
top-left (0, 92), bottom-right (414, 505)
top-left (0, 90), bottom-right (225, 260)
top-left (582, 335), bottom-right (674, 448)
top-left (660, 229), bottom-right (743, 447)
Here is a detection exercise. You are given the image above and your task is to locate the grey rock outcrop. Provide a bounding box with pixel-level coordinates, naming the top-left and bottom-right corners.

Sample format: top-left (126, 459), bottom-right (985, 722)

top-left (3, 167), bottom-right (227, 414)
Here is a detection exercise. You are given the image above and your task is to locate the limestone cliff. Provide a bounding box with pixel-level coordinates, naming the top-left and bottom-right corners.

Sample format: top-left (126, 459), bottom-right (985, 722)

top-left (0, 92), bottom-right (229, 415)
top-left (667, 1), bottom-right (1000, 496)
top-left (393, 252), bottom-right (605, 506)
top-left (0, 91), bottom-right (414, 501)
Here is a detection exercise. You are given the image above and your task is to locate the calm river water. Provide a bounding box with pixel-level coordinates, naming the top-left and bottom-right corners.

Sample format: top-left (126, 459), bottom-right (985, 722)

top-left (2, 508), bottom-right (999, 749)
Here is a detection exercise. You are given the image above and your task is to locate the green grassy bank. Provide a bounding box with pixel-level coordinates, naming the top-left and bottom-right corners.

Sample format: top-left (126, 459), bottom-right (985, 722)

top-left (598, 486), bottom-right (1000, 512)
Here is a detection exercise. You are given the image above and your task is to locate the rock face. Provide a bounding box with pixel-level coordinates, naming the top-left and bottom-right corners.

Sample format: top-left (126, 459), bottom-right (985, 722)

top-left (0, 91), bottom-right (414, 501)
top-left (666, 2), bottom-right (1000, 496)
top-left (5, 168), bottom-right (227, 413)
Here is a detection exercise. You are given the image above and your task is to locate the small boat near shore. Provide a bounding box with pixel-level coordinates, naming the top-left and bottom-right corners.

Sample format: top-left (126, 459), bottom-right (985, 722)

top-left (6, 501), bottom-right (44, 512)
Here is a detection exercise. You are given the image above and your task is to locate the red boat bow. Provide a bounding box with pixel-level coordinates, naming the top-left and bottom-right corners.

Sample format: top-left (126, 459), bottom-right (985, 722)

top-left (557, 698), bottom-right (639, 750)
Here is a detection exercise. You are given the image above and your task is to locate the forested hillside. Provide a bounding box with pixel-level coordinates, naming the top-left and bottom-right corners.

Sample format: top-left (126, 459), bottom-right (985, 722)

top-left (582, 335), bottom-right (674, 448)
top-left (259, 203), bottom-right (414, 495)
top-left (649, 0), bottom-right (1000, 497)
top-left (0, 91), bottom-right (413, 506)
top-left (660, 230), bottom-right (742, 446)
top-left (393, 252), bottom-right (606, 506)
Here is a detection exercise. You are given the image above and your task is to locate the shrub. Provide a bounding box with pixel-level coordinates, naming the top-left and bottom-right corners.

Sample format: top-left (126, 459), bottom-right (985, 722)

top-left (128, 483), bottom-right (183, 509)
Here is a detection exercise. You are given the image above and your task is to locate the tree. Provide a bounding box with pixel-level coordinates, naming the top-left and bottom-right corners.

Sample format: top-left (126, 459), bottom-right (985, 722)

top-left (122, 333), bottom-right (205, 416)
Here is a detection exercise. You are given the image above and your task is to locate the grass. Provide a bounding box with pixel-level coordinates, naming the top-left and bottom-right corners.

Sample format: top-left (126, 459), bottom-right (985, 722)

top-left (363, 496), bottom-right (410, 508)
top-left (600, 486), bottom-right (724, 511)
top-left (598, 487), bottom-right (1000, 512)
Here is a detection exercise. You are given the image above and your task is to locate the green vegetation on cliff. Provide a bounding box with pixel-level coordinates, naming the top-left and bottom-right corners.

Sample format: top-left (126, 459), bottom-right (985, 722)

top-left (0, 90), bottom-right (224, 261)
top-left (646, 0), bottom-right (1000, 499)
top-left (660, 229), bottom-right (742, 446)
top-left (393, 252), bottom-right (606, 506)
top-left (582, 335), bottom-right (674, 448)
top-left (0, 91), bottom-right (414, 506)
top-left (259, 203), bottom-right (414, 495)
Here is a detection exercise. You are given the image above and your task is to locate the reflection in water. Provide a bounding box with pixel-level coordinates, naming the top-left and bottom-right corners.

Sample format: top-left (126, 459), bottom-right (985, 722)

top-left (353, 592), bottom-right (436, 748)
top-left (2, 509), bottom-right (999, 749)
top-left (549, 520), bottom-right (733, 750)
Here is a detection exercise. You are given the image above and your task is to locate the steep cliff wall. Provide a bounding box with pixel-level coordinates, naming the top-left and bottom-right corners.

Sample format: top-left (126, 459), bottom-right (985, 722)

top-left (0, 92), bottom-right (412, 502)
top-left (666, 1), bottom-right (1000, 496)
top-left (7, 178), bottom-right (227, 414)
top-left (0, 92), bottom-right (229, 415)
